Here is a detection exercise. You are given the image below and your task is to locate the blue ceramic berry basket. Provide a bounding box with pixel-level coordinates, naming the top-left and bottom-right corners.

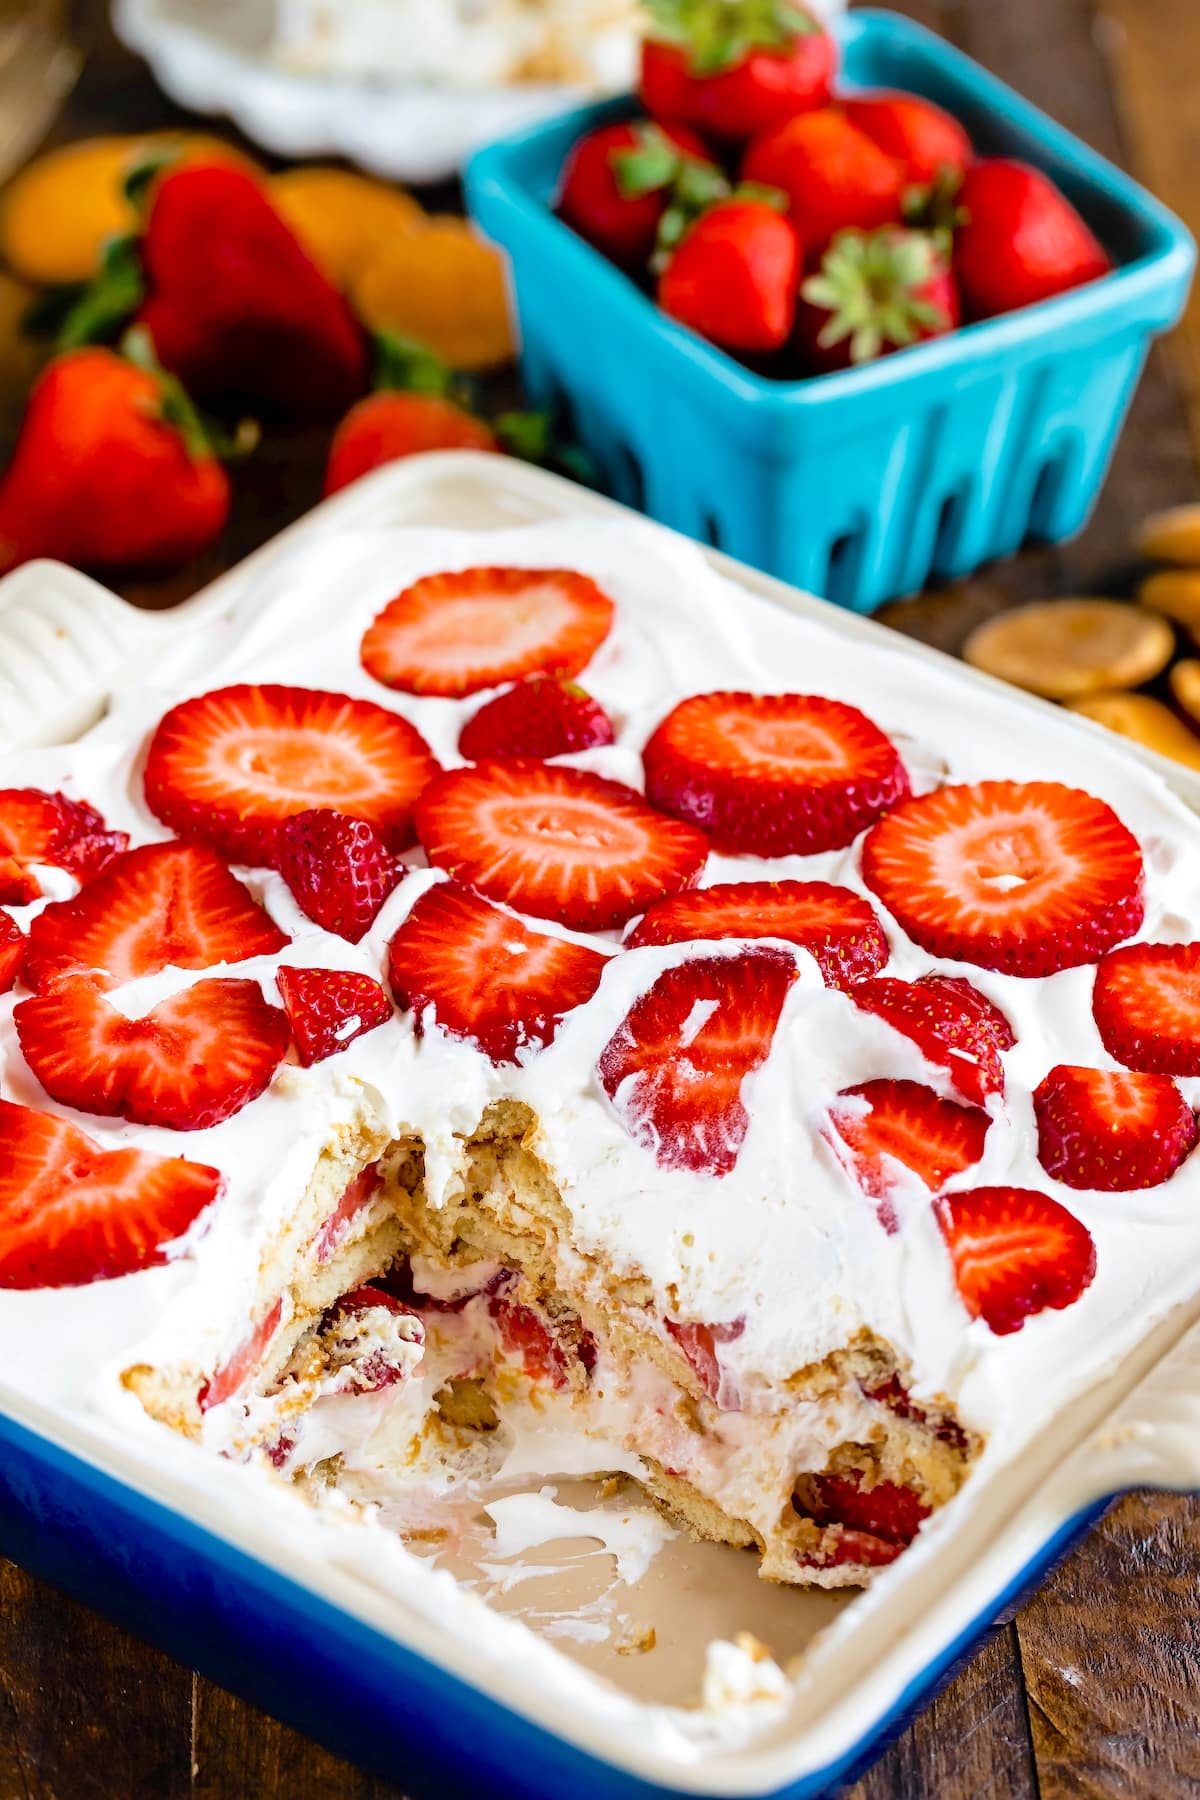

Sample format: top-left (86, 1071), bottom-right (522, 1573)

top-left (466, 8), bottom-right (1195, 612)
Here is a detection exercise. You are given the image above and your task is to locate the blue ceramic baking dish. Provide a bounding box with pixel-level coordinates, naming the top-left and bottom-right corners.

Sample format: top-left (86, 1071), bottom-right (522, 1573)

top-left (466, 8), bottom-right (1195, 611)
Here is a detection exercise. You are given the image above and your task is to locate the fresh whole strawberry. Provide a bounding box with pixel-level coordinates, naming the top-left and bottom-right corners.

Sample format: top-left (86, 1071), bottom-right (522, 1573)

top-left (0, 913), bottom-right (24, 994)
top-left (797, 226), bottom-right (959, 372)
top-left (136, 163), bottom-right (368, 418)
top-left (843, 91), bottom-right (973, 187)
top-left (325, 392), bottom-right (499, 497)
top-left (0, 345), bottom-right (229, 577)
top-left (658, 197), bottom-right (801, 353)
top-left (0, 1097), bottom-right (223, 1289)
top-left (275, 966), bottom-right (392, 1066)
top-left (825, 1078), bottom-right (991, 1208)
top-left (861, 779), bottom-right (1144, 978)
top-left (1033, 1063), bottom-right (1198, 1192)
top-left (954, 158), bottom-right (1112, 320)
top-left (742, 109), bottom-right (905, 252)
top-left (458, 677), bottom-right (615, 762)
top-left (640, 0), bottom-right (837, 142)
top-left (626, 879), bottom-right (889, 989)
top-left (275, 809), bottom-right (404, 944)
top-left (642, 690), bottom-right (910, 856)
top-left (1092, 941), bottom-right (1200, 1075)
top-left (0, 789), bottom-right (127, 903)
top-left (558, 119), bottom-right (716, 266)
top-left (849, 974), bottom-right (1015, 1106)
top-left (933, 1185), bottom-right (1097, 1335)
top-left (598, 946), bottom-right (797, 1175)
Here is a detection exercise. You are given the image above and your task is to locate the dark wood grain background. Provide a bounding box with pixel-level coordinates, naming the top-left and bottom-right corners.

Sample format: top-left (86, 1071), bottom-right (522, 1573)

top-left (2, 1), bottom-right (1199, 1795)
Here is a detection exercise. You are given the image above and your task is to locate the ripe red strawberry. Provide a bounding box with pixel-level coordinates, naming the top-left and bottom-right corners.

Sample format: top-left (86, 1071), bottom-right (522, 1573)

top-left (796, 226), bottom-right (959, 372)
top-left (458, 677), bottom-right (615, 762)
top-left (200, 1297), bottom-right (284, 1411)
top-left (360, 566), bottom-right (615, 699)
top-left (137, 163), bottom-right (368, 418)
top-left (664, 1316), bottom-right (744, 1406)
top-left (642, 691), bottom-right (910, 856)
top-left (1093, 941), bottom-right (1200, 1076)
top-left (23, 840), bottom-right (287, 993)
top-left (796, 1526), bottom-right (904, 1570)
top-left (415, 762), bottom-right (708, 931)
top-left (825, 1079), bottom-right (990, 1205)
top-left (658, 198), bottom-right (801, 353)
top-left (799, 1470), bottom-right (930, 1545)
top-left (1033, 1063), bottom-right (1198, 1192)
top-left (488, 1292), bottom-right (584, 1389)
top-left (933, 1185), bottom-right (1097, 1335)
top-left (15, 974), bottom-right (290, 1131)
top-left (861, 780), bottom-right (1144, 978)
top-left (742, 109), bottom-right (904, 252)
top-left (639, 1), bottom-right (837, 142)
top-left (954, 159), bottom-right (1112, 321)
top-left (849, 974), bottom-right (1015, 1106)
top-left (324, 391), bottom-right (499, 497)
top-left (0, 1097), bottom-right (223, 1289)
top-left (626, 879), bottom-right (888, 989)
top-left (597, 947), bottom-right (797, 1175)
top-left (275, 809), bottom-right (404, 944)
top-left (144, 683), bottom-right (439, 866)
top-left (842, 91), bottom-right (973, 186)
top-left (0, 789), bottom-right (127, 904)
top-left (387, 879), bottom-right (608, 1064)
top-left (0, 912), bottom-right (24, 994)
top-left (558, 119), bottom-right (715, 266)
top-left (275, 966), bottom-right (392, 1066)
top-left (0, 346), bottom-right (230, 578)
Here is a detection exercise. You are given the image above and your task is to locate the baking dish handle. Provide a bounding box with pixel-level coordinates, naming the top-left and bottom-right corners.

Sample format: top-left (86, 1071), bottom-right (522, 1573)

top-left (1070, 1313), bottom-right (1200, 1499)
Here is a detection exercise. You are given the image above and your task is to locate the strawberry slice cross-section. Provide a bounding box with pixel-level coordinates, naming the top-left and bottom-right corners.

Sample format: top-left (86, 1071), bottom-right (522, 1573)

top-left (0, 787), bottom-right (128, 904)
top-left (388, 880), bottom-right (608, 1065)
top-left (1033, 1063), bottom-right (1198, 1192)
top-left (849, 974), bottom-right (1015, 1105)
top-left (23, 839), bottom-right (288, 993)
top-left (0, 911), bottom-right (24, 994)
top-left (143, 683), bottom-right (439, 867)
top-left (862, 779), bottom-right (1144, 977)
top-left (642, 691), bottom-right (910, 857)
top-left (598, 946), bottom-right (798, 1176)
top-left (825, 1078), bottom-right (991, 1212)
top-left (1092, 941), bottom-right (1200, 1076)
top-left (933, 1185), bottom-right (1097, 1336)
top-left (15, 974), bottom-right (291, 1131)
top-left (626, 879), bottom-right (889, 989)
top-left (0, 1097), bottom-right (223, 1288)
top-left (414, 760), bottom-right (708, 931)
top-left (360, 566), bottom-right (615, 698)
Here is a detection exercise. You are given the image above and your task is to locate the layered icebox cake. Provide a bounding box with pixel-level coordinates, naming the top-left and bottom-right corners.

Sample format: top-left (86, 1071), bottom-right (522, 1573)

top-left (5, 509), bottom-right (1200, 1678)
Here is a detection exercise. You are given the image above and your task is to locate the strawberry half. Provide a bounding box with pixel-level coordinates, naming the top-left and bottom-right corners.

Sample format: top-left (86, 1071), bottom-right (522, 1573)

top-left (1034, 1063), bottom-right (1198, 1192)
top-left (388, 880), bottom-right (608, 1065)
top-left (626, 879), bottom-right (888, 988)
top-left (458, 676), bottom-right (615, 763)
top-left (849, 974), bottom-right (1015, 1106)
top-left (798, 1470), bottom-right (929, 1546)
top-left (360, 566), bottom-right (615, 699)
top-left (276, 966), bottom-right (392, 1066)
top-left (144, 683), bottom-right (439, 866)
top-left (861, 780), bottom-right (1144, 978)
top-left (933, 1185), bottom-right (1097, 1336)
top-left (275, 809), bottom-right (404, 944)
top-left (597, 947), bottom-right (797, 1175)
top-left (415, 761), bottom-right (708, 931)
top-left (0, 912), bottom-right (23, 994)
top-left (0, 1098), bottom-right (223, 1289)
top-left (15, 974), bottom-right (290, 1131)
top-left (642, 691), bottom-right (910, 856)
top-left (1093, 941), bottom-right (1200, 1076)
top-left (0, 788), bottom-right (128, 904)
top-left (23, 840), bottom-right (288, 993)
top-left (825, 1079), bottom-right (990, 1208)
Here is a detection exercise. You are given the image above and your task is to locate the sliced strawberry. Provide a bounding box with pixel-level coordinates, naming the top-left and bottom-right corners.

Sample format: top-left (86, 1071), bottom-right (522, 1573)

top-left (23, 840), bottom-right (287, 993)
top-left (1093, 941), bottom-right (1200, 1076)
top-left (598, 947), bottom-right (797, 1175)
top-left (642, 691), bottom-right (910, 856)
top-left (275, 808), bottom-right (404, 944)
top-left (200, 1298), bottom-right (285, 1411)
top-left (861, 780), bottom-right (1144, 978)
top-left (321, 1286), bottom-right (423, 1395)
top-left (1033, 1063), bottom-right (1197, 1192)
top-left (388, 880), bottom-right (608, 1064)
top-left (360, 566), bottom-right (615, 699)
top-left (0, 788), bottom-right (128, 903)
top-left (798, 1471), bottom-right (930, 1546)
top-left (626, 879), bottom-right (888, 988)
top-left (276, 966), bottom-right (391, 1066)
top-left (796, 1527), bottom-right (904, 1570)
top-left (458, 676), bottom-right (616, 763)
top-left (488, 1293), bottom-right (578, 1389)
top-left (849, 974), bottom-right (1015, 1106)
top-left (313, 1162), bottom-right (381, 1263)
top-left (933, 1185), bottom-right (1097, 1335)
top-left (415, 761), bottom-right (707, 931)
top-left (0, 911), bottom-right (24, 993)
top-left (825, 1079), bottom-right (990, 1206)
top-left (0, 1096), bottom-right (222, 1289)
top-left (15, 974), bottom-right (290, 1131)
top-left (665, 1316), bottom-right (745, 1408)
top-left (144, 683), bottom-right (439, 866)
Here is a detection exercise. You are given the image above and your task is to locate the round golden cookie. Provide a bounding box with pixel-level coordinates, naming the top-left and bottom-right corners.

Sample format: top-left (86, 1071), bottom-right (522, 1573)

top-left (1169, 660), bottom-right (1200, 728)
top-left (963, 598), bottom-right (1174, 700)
top-left (1067, 692), bottom-right (1200, 772)
top-left (268, 167), bottom-right (425, 289)
top-left (1137, 503), bottom-right (1200, 567)
top-left (1138, 569), bottom-right (1200, 634)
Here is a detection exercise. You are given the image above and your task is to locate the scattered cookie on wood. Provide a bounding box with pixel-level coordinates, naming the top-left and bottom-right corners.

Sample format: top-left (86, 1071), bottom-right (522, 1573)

top-left (963, 598), bottom-right (1173, 700)
top-left (1137, 503), bottom-right (1200, 567)
top-left (1066, 691), bottom-right (1200, 770)
top-left (1138, 568), bottom-right (1200, 636)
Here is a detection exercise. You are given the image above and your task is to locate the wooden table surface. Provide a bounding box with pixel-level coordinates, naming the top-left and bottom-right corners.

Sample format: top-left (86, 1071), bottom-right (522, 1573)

top-left (2, 2), bottom-right (1200, 1796)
